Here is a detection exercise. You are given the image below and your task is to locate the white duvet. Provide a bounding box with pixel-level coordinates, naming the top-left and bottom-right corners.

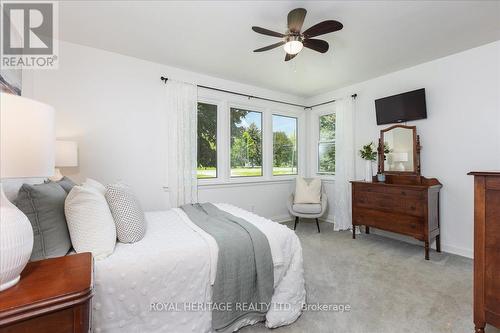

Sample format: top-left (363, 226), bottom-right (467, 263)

top-left (92, 204), bottom-right (306, 333)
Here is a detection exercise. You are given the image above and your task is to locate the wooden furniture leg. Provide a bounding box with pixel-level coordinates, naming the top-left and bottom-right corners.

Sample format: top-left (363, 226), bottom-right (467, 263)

top-left (474, 324), bottom-right (485, 333)
top-left (436, 234), bottom-right (441, 253)
top-left (315, 218), bottom-right (320, 233)
top-left (425, 241), bottom-right (430, 260)
top-left (294, 216), bottom-right (299, 230)
top-left (352, 226), bottom-right (356, 239)
top-left (365, 226), bottom-right (370, 234)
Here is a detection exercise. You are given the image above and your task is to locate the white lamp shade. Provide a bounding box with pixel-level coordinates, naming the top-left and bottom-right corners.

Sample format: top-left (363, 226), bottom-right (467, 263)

top-left (392, 152), bottom-right (409, 162)
top-left (0, 93), bottom-right (55, 178)
top-left (55, 140), bottom-right (78, 167)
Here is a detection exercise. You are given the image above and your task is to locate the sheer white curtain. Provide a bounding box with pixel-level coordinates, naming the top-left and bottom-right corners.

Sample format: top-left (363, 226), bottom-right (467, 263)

top-left (333, 97), bottom-right (356, 231)
top-left (165, 80), bottom-right (198, 207)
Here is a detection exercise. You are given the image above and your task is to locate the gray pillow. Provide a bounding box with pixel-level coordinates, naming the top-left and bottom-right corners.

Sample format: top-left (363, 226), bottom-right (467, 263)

top-left (45, 176), bottom-right (77, 193)
top-left (105, 183), bottom-right (146, 243)
top-left (15, 182), bottom-right (72, 261)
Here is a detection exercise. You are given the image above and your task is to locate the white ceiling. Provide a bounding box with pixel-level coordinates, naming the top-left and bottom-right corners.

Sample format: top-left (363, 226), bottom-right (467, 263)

top-left (59, 1), bottom-right (500, 97)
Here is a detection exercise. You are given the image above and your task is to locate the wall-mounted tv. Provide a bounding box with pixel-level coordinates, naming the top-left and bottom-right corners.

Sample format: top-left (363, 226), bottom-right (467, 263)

top-left (375, 88), bottom-right (427, 125)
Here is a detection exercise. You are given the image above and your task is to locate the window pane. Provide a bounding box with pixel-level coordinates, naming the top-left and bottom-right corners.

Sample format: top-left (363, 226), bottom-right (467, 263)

top-left (197, 102), bottom-right (217, 179)
top-left (272, 115), bottom-right (298, 176)
top-left (318, 142), bottom-right (335, 173)
top-left (230, 108), bottom-right (262, 177)
top-left (319, 114), bottom-right (336, 141)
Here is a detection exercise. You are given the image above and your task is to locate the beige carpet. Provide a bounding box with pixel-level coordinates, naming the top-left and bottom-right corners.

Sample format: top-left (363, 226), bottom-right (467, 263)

top-left (240, 220), bottom-right (500, 333)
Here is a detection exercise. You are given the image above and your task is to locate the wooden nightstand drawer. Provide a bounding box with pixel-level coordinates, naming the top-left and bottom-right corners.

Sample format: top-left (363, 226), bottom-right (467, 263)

top-left (1, 304), bottom-right (90, 333)
top-left (0, 253), bottom-right (93, 333)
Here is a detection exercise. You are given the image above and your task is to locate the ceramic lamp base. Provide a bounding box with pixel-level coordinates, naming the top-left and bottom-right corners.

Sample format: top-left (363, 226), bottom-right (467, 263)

top-left (0, 275), bottom-right (20, 291)
top-left (0, 184), bottom-right (34, 292)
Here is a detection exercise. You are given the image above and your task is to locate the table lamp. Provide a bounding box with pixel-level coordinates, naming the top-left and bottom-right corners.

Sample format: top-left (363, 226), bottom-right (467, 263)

top-left (50, 140), bottom-right (78, 181)
top-left (392, 152), bottom-right (408, 171)
top-left (0, 93), bottom-right (55, 291)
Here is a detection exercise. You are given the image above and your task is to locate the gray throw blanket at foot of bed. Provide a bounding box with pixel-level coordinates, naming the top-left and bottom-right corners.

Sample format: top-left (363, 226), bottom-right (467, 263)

top-left (181, 203), bottom-right (274, 332)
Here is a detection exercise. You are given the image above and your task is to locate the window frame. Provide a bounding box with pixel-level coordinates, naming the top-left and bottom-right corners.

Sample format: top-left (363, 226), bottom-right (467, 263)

top-left (196, 94), bottom-right (305, 186)
top-left (228, 104), bottom-right (265, 179)
top-left (316, 111), bottom-right (336, 176)
top-left (196, 97), bottom-right (223, 182)
top-left (271, 113), bottom-right (298, 177)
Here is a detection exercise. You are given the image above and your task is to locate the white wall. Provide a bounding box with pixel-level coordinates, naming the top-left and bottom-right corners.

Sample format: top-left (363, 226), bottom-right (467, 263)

top-left (24, 40), bottom-right (306, 219)
top-left (23, 38), bottom-right (500, 257)
top-left (306, 41), bottom-right (500, 257)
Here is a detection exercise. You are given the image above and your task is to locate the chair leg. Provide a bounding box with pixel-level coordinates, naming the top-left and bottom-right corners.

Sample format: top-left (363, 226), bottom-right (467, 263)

top-left (315, 218), bottom-right (320, 233)
top-left (294, 216), bottom-right (299, 230)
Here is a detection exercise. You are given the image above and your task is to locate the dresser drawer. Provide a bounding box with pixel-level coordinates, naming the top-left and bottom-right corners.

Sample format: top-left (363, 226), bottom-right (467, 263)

top-left (355, 183), bottom-right (424, 199)
top-left (353, 208), bottom-right (424, 238)
top-left (354, 192), bottom-right (425, 217)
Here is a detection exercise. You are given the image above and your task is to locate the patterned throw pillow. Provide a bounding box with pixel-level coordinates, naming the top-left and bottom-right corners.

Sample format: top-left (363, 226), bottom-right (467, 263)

top-left (105, 183), bottom-right (146, 243)
top-left (65, 184), bottom-right (116, 260)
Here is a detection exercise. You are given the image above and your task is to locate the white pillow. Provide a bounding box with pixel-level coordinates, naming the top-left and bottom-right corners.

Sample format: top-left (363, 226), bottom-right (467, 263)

top-left (65, 184), bottom-right (116, 259)
top-left (83, 178), bottom-right (106, 195)
top-left (294, 177), bottom-right (321, 204)
top-left (105, 183), bottom-right (146, 243)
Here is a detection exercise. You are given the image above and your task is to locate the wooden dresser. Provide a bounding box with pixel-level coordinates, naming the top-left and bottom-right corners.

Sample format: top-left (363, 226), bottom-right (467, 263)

top-left (0, 253), bottom-right (94, 333)
top-left (351, 174), bottom-right (442, 260)
top-left (469, 172), bottom-right (500, 333)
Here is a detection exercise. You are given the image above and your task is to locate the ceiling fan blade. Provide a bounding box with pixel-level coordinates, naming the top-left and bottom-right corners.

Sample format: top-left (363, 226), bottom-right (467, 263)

top-left (254, 41), bottom-right (285, 52)
top-left (285, 53), bottom-right (297, 62)
top-left (302, 20), bottom-right (343, 38)
top-left (303, 39), bottom-right (329, 53)
top-left (252, 26), bottom-right (285, 38)
top-left (287, 8), bottom-right (307, 33)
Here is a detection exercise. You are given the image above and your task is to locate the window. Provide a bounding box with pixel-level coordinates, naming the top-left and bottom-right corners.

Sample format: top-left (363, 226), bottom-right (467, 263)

top-left (318, 113), bottom-right (335, 174)
top-left (230, 108), bottom-right (262, 177)
top-left (197, 102), bottom-right (217, 179)
top-left (272, 115), bottom-right (297, 176)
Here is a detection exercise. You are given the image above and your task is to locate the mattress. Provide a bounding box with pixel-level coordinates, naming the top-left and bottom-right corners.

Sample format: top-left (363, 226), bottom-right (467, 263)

top-left (92, 204), bottom-right (306, 333)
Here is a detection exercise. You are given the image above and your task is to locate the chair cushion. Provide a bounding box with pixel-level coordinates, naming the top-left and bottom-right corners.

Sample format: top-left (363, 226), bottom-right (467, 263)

top-left (294, 177), bottom-right (321, 204)
top-left (293, 203), bottom-right (322, 214)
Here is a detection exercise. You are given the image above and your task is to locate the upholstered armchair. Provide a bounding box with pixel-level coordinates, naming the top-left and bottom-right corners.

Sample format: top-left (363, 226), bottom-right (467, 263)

top-left (287, 179), bottom-right (327, 233)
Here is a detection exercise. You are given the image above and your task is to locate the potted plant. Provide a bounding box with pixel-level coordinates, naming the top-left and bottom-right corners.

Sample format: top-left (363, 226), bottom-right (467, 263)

top-left (378, 142), bottom-right (392, 181)
top-left (359, 142), bottom-right (377, 182)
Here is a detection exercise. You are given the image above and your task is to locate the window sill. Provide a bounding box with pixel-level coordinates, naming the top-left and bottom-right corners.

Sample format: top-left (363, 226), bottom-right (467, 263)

top-left (196, 177), bottom-right (297, 189)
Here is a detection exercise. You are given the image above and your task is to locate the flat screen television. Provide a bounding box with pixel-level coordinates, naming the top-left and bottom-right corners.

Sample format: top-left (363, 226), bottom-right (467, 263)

top-left (375, 88), bottom-right (427, 125)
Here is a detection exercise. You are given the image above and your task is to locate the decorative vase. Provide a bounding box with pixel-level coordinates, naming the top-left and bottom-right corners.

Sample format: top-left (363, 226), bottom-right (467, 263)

top-left (377, 173), bottom-right (386, 182)
top-left (364, 160), bottom-right (373, 182)
top-left (0, 184), bottom-right (34, 291)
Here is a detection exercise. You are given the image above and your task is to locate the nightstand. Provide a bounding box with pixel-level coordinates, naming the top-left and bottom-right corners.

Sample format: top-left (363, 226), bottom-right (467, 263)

top-left (0, 252), bottom-right (93, 333)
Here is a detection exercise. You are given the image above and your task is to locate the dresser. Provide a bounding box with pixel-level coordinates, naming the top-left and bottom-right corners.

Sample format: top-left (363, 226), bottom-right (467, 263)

top-left (469, 172), bottom-right (500, 333)
top-left (351, 174), bottom-right (442, 260)
top-left (0, 253), bottom-right (94, 333)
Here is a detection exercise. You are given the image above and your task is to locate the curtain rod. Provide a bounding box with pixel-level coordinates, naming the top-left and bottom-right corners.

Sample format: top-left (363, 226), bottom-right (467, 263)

top-left (160, 76), bottom-right (357, 110)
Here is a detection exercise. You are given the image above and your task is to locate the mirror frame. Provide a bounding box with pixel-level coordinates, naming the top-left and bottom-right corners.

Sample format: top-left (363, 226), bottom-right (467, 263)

top-left (377, 125), bottom-right (421, 176)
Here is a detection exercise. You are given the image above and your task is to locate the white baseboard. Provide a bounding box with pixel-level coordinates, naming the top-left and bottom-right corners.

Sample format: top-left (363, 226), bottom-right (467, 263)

top-left (271, 214), bottom-right (335, 224)
top-left (369, 229), bottom-right (473, 259)
top-left (271, 215), bottom-right (293, 224)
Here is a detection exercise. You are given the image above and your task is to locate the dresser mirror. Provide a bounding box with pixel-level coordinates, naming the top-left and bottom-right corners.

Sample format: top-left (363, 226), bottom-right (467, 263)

top-left (377, 125), bottom-right (421, 175)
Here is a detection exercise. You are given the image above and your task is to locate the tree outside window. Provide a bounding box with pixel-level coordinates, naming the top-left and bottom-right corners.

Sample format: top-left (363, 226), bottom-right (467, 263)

top-left (197, 102), bottom-right (217, 178)
top-left (273, 115), bottom-right (297, 175)
top-left (318, 113), bottom-right (335, 174)
top-left (230, 108), bottom-right (262, 177)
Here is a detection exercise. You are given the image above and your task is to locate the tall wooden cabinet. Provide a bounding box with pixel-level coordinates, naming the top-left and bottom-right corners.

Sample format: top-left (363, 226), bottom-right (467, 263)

top-left (469, 172), bottom-right (500, 333)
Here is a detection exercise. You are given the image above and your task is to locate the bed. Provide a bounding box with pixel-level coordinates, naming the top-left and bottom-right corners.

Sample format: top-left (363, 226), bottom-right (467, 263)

top-left (92, 203), bottom-right (306, 333)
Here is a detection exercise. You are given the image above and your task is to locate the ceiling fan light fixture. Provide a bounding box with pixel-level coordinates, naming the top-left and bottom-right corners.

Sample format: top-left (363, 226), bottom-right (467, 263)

top-left (283, 40), bottom-right (303, 55)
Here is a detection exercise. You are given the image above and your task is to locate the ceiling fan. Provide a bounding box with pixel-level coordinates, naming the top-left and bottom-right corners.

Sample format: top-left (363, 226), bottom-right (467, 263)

top-left (252, 8), bottom-right (343, 61)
